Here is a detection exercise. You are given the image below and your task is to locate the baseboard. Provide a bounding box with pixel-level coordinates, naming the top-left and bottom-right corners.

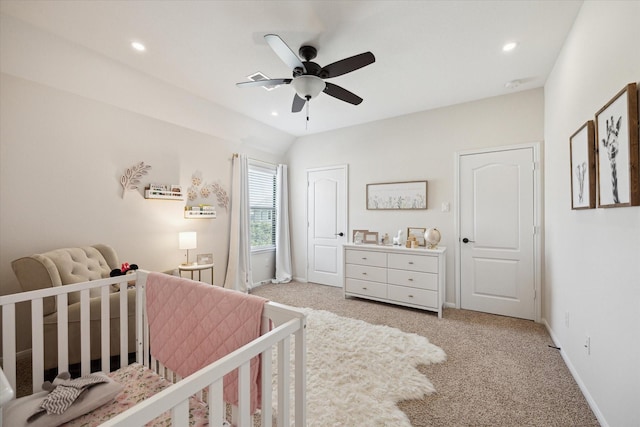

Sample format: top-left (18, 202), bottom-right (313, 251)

top-left (444, 302), bottom-right (457, 309)
top-left (292, 276), bottom-right (308, 283)
top-left (542, 319), bottom-right (609, 427)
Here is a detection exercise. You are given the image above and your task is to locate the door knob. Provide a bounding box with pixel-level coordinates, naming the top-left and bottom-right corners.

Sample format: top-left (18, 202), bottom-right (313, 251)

top-left (462, 237), bottom-right (475, 243)
top-left (335, 232), bottom-right (344, 236)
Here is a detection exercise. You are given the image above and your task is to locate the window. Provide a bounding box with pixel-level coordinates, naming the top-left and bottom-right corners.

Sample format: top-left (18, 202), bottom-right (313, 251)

top-left (248, 161), bottom-right (276, 250)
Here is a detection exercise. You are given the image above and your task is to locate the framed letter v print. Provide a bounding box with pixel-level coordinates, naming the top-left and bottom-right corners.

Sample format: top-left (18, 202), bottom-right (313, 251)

top-left (570, 121), bottom-right (596, 209)
top-left (595, 82), bottom-right (639, 208)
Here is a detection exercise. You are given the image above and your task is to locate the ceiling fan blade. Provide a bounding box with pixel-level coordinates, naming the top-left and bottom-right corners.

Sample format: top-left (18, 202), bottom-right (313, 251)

top-left (264, 34), bottom-right (306, 73)
top-left (236, 78), bottom-right (292, 88)
top-left (323, 82), bottom-right (363, 105)
top-left (291, 94), bottom-right (306, 113)
top-left (320, 52), bottom-right (375, 78)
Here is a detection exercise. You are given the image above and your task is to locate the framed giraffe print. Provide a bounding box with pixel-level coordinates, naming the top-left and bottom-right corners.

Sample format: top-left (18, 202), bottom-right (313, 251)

top-left (595, 83), bottom-right (639, 208)
top-left (570, 121), bottom-right (596, 209)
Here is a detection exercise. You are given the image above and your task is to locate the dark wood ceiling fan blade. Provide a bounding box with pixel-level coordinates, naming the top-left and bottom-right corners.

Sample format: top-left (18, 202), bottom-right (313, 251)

top-left (323, 82), bottom-right (363, 105)
top-left (236, 78), bottom-right (292, 88)
top-left (264, 34), bottom-right (306, 73)
top-left (292, 94), bottom-right (306, 113)
top-left (320, 52), bottom-right (375, 78)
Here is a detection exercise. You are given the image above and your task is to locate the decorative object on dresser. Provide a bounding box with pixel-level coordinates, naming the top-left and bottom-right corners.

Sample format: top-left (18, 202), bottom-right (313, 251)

top-left (366, 180), bottom-right (427, 210)
top-left (595, 82), bottom-right (639, 208)
top-left (570, 121), bottom-right (597, 209)
top-left (352, 229), bottom-right (368, 244)
top-left (120, 161), bottom-right (151, 198)
top-left (425, 227), bottom-right (442, 249)
top-left (392, 229), bottom-right (403, 246)
top-left (362, 231), bottom-right (379, 244)
top-left (343, 243), bottom-right (446, 318)
top-left (178, 231), bottom-right (197, 265)
top-left (407, 227), bottom-right (426, 246)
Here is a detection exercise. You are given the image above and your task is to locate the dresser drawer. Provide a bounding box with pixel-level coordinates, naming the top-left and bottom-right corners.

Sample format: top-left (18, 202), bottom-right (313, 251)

top-left (388, 269), bottom-right (437, 291)
top-left (345, 264), bottom-right (387, 283)
top-left (388, 284), bottom-right (437, 308)
top-left (345, 278), bottom-right (387, 299)
top-left (345, 249), bottom-right (387, 267)
top-left (388, 253), bottom-right (438, 273)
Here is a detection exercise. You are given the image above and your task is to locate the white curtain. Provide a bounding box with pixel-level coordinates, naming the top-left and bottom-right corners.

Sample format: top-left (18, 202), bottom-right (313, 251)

top-left (272, 164), bottom-right (292, 283)
top-left (224, 154), bottom-right (253, 292)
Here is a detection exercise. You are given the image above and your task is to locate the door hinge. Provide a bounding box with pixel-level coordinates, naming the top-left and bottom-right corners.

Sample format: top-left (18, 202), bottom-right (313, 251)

top-left (532, 161), bottom-right (538, 171)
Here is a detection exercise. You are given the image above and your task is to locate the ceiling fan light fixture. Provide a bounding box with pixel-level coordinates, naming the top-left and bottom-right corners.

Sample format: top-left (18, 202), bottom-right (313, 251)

top-left (291, 75), bottom-right (326, 100)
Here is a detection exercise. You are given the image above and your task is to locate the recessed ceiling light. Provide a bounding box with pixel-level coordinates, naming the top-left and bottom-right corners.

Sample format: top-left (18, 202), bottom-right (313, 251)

top-left (502, 42), bottom-right (518, 52)
top-left (271, 111), bottom-right (279, 116)
top-left (131, 41), bottom-right (146, 52)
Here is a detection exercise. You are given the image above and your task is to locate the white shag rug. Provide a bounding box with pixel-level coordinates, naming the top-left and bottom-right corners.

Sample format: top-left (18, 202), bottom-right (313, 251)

top-left (273, 308), bottom-right (446, 427)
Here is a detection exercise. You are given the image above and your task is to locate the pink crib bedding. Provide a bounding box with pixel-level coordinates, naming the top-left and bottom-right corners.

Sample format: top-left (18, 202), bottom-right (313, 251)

top-left (62, 363), bottom-right (209, 427)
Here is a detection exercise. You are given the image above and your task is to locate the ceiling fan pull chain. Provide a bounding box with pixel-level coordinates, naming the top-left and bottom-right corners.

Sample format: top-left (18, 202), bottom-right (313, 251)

top-left (306, 96), bottom-right (311, 130)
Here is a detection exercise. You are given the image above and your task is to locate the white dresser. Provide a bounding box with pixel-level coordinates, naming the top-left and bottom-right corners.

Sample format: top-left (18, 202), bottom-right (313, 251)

top-left (343, 243), bottom-right (446, 318)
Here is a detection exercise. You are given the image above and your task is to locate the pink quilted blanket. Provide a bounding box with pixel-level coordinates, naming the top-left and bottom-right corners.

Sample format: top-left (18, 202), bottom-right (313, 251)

top-left (145, 272), bottom-right (267, 413)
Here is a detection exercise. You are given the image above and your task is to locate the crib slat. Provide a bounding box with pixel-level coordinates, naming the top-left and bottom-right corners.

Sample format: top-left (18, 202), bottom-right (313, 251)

top-left (80, 289), bottom-right (90, 376)
top-left (100, 285), bottom-right (110, 372)
top-left (2, 303), bottom-right (17, 394)
top-left (31, 298), bottom-right (44, 392)
top-left (208, 379), bottom-right (224, 427)
top-left (294, 324), bottom-right (307, 427)
top-left (261, 346), bottom-right (273, 427)
top-left (119, 284), bottom-right (128, 366)
top-left (170, 400), bottom-right (189, 427)
top-left (57, 293), bottom-right (69, 373)
top-left (237, 362), bottom-right (250, 427)
top-left (277, 336), bottom-right (291, 427)
top-left (135, 275), bottom-right (147, 366)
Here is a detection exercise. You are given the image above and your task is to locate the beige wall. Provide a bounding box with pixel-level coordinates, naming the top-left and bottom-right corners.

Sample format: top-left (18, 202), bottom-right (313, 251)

top-left (286, 88), bottom-right (545, 305)
top-left (543, 2), bottom-right (640, 425)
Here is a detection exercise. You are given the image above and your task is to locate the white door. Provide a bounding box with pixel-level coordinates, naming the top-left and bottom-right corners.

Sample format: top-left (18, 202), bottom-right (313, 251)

top-left (458, 147), bottom-right (537, 320)
top-left (307, 166), bottom-right (348, 287)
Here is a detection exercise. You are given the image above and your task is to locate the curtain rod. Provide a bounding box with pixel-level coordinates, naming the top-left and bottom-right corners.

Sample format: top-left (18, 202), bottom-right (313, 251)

top-left (232, 153), bottom-right (278, 167)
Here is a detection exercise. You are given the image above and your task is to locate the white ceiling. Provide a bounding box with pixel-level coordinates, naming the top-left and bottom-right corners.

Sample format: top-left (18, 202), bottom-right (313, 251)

top-left (0, 1), bottom-right (583, 137)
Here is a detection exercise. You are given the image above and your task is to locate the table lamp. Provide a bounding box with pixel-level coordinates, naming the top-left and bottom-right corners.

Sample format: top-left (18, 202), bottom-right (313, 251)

top-left (179, 231), bottom-right (197, 265)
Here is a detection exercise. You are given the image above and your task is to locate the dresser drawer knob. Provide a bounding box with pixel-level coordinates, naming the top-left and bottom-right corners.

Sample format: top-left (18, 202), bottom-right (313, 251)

top-left (362, 287), bottom-right (368, 290)
top-left (362, 272), bottom-right (367, 275)
top-left (361, 257), bottom-right (367, 260)
top-left (408, 278), bottom-right (414, 281)
top-left (408, 261), bottom-right (414, 264)
top-left (408, 294), bottom-right (414, 298)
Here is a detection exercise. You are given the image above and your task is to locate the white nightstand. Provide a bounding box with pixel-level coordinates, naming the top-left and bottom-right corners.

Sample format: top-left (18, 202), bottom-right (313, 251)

top-left (178, 263), bottom-right (215, 285)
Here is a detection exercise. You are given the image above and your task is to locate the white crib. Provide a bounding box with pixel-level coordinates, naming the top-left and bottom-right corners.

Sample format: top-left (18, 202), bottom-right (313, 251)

top-left (0, 270), bottom-right (306, 426)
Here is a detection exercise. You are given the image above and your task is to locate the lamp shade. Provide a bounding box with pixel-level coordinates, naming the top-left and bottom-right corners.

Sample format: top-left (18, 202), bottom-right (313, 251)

top-left (291, 75), bottom-right (326, 99)
top-left (179, 231), bottom-right (197, 250)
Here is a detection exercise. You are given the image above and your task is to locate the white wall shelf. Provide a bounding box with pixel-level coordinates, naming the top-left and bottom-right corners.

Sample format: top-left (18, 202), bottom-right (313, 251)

top-left (144, 189), bottom-right (184, 201)
top-left (184, 210), bottom-right (216, 219)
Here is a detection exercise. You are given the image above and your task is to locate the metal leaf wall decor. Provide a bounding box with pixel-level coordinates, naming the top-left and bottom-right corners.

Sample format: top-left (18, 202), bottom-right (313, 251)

top-left (120, 161), bottom-right (152, 198)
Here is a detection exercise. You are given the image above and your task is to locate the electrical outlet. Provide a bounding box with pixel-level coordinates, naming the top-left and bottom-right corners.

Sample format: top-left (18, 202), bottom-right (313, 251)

top-left (584, 336), bottom-right (591, 355)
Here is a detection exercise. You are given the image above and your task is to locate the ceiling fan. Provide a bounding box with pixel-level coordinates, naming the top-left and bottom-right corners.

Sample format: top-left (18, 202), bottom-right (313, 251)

top-left (236, 34), bottom-right (375, 114)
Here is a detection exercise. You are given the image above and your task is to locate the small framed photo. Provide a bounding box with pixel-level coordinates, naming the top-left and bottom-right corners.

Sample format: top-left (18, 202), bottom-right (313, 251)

top-left (196, 253), bottom-right (213, 265)
top-left (407, 227), bottom-right (427, 246)
top-left (569, 121), bottom-right (596, 209)
top-left (595, 82), bottom-right (639, 208)
top-left (352, 229), bottom-right (369, 243)
top-left (363, 232), bottom-right (379, 244)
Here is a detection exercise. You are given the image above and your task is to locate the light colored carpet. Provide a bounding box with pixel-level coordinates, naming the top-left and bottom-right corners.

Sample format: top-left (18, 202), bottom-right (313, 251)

top-left (251, 281), bottom-right (600, 427)
top-left (274, 308), bottom-right (445, 426)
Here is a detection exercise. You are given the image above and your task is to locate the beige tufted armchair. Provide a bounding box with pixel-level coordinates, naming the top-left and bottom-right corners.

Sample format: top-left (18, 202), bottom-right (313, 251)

top-left (11, 244), bottom-right (135, 370)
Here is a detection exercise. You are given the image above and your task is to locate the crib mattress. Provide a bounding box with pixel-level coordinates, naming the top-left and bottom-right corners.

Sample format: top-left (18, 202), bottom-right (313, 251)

top-left (62, 363), bottom-right (209, 427)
